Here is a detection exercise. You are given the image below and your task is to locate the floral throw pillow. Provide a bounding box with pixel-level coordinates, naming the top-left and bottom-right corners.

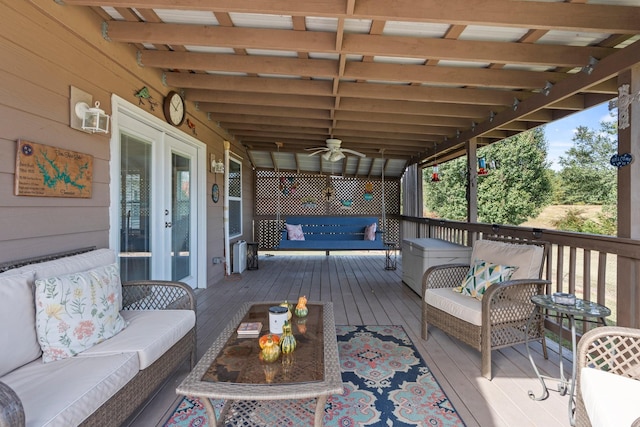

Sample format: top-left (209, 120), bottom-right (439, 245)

top-left (34, 263), bottom-right (127, 363)
top-left (364, 223), bottom-right (377, 241)
top-left (453, 259), bottom-right (518, 300)
top-left (286, 224), bottom-right (305, 241)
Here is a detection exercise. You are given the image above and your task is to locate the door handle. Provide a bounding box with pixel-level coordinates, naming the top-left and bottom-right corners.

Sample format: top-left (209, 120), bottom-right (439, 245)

top-left (165, 222), bottom-right (172, 228)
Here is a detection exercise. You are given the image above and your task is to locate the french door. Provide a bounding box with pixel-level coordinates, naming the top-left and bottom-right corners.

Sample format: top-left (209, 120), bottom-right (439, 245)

top-left (111, 101), bottom-right (204, 288)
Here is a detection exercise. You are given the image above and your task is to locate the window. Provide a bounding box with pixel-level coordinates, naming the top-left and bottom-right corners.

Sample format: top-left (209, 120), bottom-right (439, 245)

top-left (228, 157), bottom-right (242, 238)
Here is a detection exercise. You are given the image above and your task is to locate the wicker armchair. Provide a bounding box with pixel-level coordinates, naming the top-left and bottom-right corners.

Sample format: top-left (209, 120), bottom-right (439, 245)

top-left (575, 326), bottom-right (640, 427)
top-left (421, 238), bottom-right (550, 380)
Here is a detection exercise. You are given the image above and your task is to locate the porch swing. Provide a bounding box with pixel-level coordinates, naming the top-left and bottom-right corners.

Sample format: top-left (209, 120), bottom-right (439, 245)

top-left (277, 147), bottom-right (386, 254)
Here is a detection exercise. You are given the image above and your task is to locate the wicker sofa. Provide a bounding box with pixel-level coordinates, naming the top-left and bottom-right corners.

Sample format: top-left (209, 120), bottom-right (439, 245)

top-left (421, 238), bottom-right (550, 380)
top-left (575, 326), bottom-right (640, 427)
top-left (0, 248), bottom-right (196, 427)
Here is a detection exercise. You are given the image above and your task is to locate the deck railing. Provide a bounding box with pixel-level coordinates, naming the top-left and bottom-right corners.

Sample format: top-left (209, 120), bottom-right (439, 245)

top-left (399, 215), bottom-right (640, 333)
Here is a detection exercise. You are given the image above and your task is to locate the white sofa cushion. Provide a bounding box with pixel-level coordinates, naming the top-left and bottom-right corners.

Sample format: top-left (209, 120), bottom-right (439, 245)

top-left (34, 264), bottom-right (128, 363)
top-left (0, 270), bottom-right (41, 377)
top-left (1, 352), bottom-right (139, 427)
top-left (425, 287), bottom-right (482, 326)
top-left (471, 240), bottom-right (543, 280)
top-left (80, 309), bottom-right (195, 369)
top-left (581, 367), bottom-right (640, 427)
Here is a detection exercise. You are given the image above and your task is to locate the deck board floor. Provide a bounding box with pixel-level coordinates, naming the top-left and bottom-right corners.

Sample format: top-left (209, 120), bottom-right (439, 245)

top-left (126, 252), bottom-right (572, 427)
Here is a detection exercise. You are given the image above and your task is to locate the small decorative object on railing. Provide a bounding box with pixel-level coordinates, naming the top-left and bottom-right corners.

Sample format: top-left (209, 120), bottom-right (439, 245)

top-left (340, 199), bottom-right (353, 209)
top-left (610, 153), bottom-right (633, 168)
top-left (300, 196), bottom-right (317, 209)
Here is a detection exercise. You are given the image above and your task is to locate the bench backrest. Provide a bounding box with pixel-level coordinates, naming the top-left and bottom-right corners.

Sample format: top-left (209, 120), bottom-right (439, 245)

top-left (283, 216), bottom-right (380, 241)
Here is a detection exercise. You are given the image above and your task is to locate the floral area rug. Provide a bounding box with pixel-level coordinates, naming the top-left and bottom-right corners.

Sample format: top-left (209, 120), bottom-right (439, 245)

top-left (164, 325), bottom-right (465, 427)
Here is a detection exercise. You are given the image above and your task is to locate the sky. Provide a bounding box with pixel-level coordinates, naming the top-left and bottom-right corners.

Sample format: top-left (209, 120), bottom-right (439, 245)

top-left (542, 101), bottom-right (617, 171)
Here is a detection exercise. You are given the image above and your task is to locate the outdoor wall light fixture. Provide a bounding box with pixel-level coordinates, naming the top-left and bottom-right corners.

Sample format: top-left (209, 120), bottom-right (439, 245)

top-left (69, 86), bottom-right (110, 134)
top-left (582, 56), bottom-right (599, 75)
top-left (211, 154), bottom-right (224, 174)
top-left (542, 81), bottom-right (553, 96)
top-left (75, 101), bottom-right (110, 134)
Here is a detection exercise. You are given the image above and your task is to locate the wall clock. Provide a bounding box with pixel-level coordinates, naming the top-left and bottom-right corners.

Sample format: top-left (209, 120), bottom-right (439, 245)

top-left (211, 183), bottom-right (219, 203)
top-left (163, 91), bottom-right (186, 127)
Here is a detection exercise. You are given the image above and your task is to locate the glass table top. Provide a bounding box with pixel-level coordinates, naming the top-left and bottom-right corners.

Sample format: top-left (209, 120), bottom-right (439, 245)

top-left (201, 303), bottom-right (325, 385)
top-left (531, 294), bottom-right (611, 318)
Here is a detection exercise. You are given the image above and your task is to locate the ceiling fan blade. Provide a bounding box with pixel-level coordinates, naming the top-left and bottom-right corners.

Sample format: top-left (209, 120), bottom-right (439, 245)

top-left (307, 149), bottom-right (327, 156)
top-left (341, 149), bottom-right (366, 157)
top-left (305, 147), bottom-right (328, 151)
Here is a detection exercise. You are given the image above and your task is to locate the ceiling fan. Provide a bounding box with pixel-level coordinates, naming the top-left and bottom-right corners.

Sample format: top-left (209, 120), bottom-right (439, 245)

top-left (305, 138), bottom-right (366, 162)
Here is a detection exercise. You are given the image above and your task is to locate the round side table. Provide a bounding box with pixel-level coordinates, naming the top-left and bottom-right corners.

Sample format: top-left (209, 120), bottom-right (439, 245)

top-left (525, 294), bottom-right (610, 426)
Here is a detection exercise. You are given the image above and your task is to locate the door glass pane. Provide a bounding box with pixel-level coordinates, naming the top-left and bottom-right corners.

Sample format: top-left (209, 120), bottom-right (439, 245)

top-left (120, 133), bottom-right (151, 281)
top-left (172, 153), bottom-right (191, 281)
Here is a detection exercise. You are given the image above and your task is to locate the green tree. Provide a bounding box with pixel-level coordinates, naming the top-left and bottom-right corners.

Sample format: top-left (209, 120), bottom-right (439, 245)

top-left (556, 120), bottom-right (617, 205)
top-left (424, 128), bottom-right (552, 225)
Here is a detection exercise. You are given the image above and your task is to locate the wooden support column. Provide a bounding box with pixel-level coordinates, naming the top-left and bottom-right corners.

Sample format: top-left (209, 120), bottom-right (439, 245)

top-left (467, 139), bottom-right (478, 246)
top-left (616, 64), bottom-right (640, 328)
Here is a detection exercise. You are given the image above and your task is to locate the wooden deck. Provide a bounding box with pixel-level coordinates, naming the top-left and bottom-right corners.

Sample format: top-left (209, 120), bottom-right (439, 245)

top-left (127, 252), bottom-right (572, 427)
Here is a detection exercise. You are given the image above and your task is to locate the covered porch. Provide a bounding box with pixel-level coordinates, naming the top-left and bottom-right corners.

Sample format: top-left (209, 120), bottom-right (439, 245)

top-left (130, 251), bottom-right (570, 427)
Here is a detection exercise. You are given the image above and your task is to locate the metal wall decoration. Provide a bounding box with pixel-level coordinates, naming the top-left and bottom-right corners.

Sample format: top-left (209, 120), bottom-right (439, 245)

top-left (609, 84), bottom-right (640, 130)
top-left (15, 140), bottom-right (93, 198)
top-left (211, 183), bottom-right (219, 203)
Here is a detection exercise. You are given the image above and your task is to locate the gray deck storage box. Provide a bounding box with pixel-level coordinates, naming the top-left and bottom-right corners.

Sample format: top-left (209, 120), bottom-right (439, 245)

top-left (401, 238), bottom-right (472, 295)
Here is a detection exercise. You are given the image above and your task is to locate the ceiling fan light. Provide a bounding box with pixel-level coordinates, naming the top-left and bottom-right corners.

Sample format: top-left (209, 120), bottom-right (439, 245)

top-left (330, 151), bottom-right (345, 162)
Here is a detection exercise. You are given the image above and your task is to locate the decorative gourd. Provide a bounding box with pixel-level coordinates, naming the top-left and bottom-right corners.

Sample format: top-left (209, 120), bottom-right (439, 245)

top-left (260, 336), bottom-right (280, 363)
top-left (259, 333), bottom-right (280, 349)
top-left (280, 320), bottom-right (297, 354)
top-left (280, 301), bottom-right (293, 320)
top-left (295, 295), bottom-right (308, 317)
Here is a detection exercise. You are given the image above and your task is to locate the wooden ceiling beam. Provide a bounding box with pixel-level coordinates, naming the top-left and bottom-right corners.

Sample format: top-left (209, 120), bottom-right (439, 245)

top-left (354, 0), bottom-right (640, 33)
top-left (334, 110), bottom-right (470, 128)
top-left (165, 73), bottom-right (333, 96)
top-left (185, 90), bottom-right (334, 109)
top-left (107, 21), bottom-right (335, 51)
top-left (197, 102), bottom-right (332, 120)
top-left (334, 120), bottom-right (452, 136)
top-left (344, 62), bottom-right (565, 88)
top-left (65, 0), bottom-right (640, 33)
top-left (214, 114), bottom-right (331, 128)
top-left (342, 34), bottom-right (613, 68)
top-left (338, 81), bottom-right (523, 105)
top-left (338, 97), bottom-right (491, 118)
top-left (139, 51), bottom-right (338, 77)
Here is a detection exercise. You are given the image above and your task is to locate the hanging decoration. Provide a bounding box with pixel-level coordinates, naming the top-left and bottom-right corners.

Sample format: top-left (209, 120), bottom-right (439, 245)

top-left (478, 157), bottom-right (489, 176)
top-left (186, 118), bottom-right (197, 136)
top-left (610, 153), bottom-right (633, 168)
top-left (323, 186), bottom-right (335, 201)
top-left (363, 182), bottom-right (374, 201)
top-left (431, 143), bottom-right (440, 182)
top-left (279, 176), bottom-right (298, 196)
top-left (609, 84), bottom-right (640, 130)
top-left (300, 196), bottom-right (317, 209)
top-left (431, 164), bottom-right (440, 182)
top-left (133, 86), bottom-right (158, 111)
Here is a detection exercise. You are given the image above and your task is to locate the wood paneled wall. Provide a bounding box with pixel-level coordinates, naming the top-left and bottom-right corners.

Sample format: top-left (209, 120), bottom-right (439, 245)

top-left (0, 1), bottom-right (251, 283)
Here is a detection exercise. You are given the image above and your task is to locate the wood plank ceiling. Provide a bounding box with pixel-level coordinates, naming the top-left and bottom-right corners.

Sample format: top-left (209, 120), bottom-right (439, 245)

top-left (63, 0), bottom-right (640, 178)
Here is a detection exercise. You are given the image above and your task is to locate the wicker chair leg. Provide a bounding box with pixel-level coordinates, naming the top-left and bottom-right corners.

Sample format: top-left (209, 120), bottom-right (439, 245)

top-left (481, 351), bottom-right (492, 380)
top-left (421, 306), bottom-right (428, 340)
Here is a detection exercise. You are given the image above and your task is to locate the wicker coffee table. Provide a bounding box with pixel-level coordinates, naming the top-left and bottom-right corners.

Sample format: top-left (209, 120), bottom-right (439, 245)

top-left (176, 301), bottom-right (342, 427)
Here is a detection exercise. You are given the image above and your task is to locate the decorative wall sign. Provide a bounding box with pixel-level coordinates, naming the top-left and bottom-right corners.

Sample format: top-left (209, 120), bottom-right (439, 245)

top-left (610, 153), bottom-right (633, 168)
top-left (15, 140), bottom-right (93, 198)
top-left (211, 183), bottom-right (219, 203)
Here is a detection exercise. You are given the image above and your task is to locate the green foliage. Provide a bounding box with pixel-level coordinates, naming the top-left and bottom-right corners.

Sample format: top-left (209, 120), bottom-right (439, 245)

top-left (552, 207), bottom-right (617, 236)
top-left (556, 120), bottom-right (617, 205)
top-left (424, 128), bottom-right (552, 225)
